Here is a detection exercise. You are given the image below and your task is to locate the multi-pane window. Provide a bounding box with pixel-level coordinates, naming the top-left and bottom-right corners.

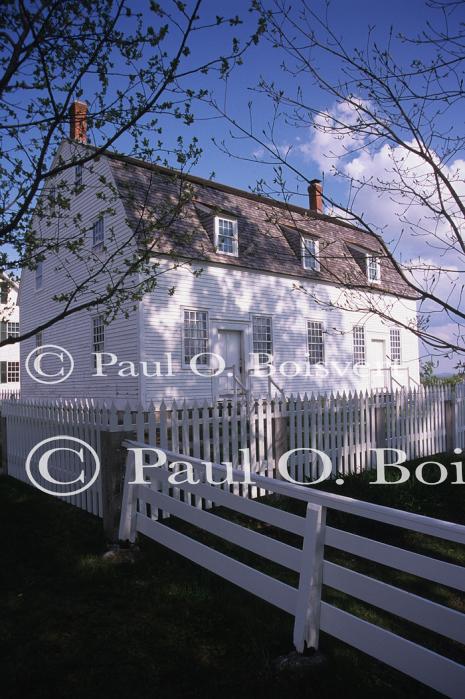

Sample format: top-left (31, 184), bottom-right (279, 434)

top-left (92, 315), bottom-right (105, 368)
top-left (35, 331), bottom-right (43, 353)
top-left (215, 217), bottom-right (238, 256)
top-left (390, 328), bottom-right (401, 364)
top-left (92, 217), bottom-right (104, 248)
top-left (302, 237), bottom-right (320, 271)
top-left (0, 361), bottom-right (19, 383)
top-left (7, 361), bottom-right (19, 383)
top-left (367, 254), bottom-right (380, 282)
top-left (252, 315), bottom-right (273, 365)
top-left (0, 281), bottom-right (9, 304)
top-left (353, 326), bottom-right (366, 365)
top-left (183, 309), bottom-right (209, 365)
top-left (35, 260), bottom-right (43, 290)
top-left (307, 320), bottom-right (325, 364)
top-left (0, 322), bottom-right (18, 341)
top-left (75, 164), bottom-right (83, 187)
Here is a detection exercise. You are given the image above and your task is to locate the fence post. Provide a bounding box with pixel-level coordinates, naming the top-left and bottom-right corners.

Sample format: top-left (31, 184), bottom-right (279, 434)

top-left (445, 386), bottom-right (457, 453)
top-left (100, 430), bottom-right (135, 544)
top-left (293, 502), bottom-right (326, 653)
top-left (374, 395), bottom-right (388, 451)
top-left (273, 405), bottom-right (288, 479)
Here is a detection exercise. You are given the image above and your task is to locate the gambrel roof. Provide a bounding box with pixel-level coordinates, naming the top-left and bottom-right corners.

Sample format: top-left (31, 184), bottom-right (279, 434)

top-left (104, 149), bottom-right (417, 300)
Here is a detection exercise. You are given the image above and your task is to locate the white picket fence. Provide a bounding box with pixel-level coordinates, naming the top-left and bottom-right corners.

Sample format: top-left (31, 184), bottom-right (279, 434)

top-left (119, 444), bottom-right (465, 698)
top-left (2, 384), bottom-right (464, 517)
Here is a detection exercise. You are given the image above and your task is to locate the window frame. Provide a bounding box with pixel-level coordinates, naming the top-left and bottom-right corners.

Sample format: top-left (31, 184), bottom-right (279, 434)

top-left (252, 315), bottom-right (273, 366)
top-left (0, 281), bottom-right (9, 304)
top-left (92, 216), bottom-right (104, 250)
top-left (7, 361), bottom-right (19, 383)
top-left (307, 319), bottom-right (325, 365)
top-left (92, 314), bottom-right (105, 369)
top-left (366, 253), bottom-right (381, 283)
top-left (35, 331), bottom-right (43, 354)
top-left (0, 361), bottom-right (19, 383)
top-left (75, 163), bottom-right (83, 187)
top-left (353, 325), bottom-right (366, 365)
top-left (390, 327), bottom-right (401, 365)
top-left (214, 216), bottom-right (239, 257)
top-left (35, 260), bottom-right (43, 290)
top-left (301, 236), bottom-right (320, 271)
top-left (182, 308), bottom-right (210, 368)
top-left (6, 321), bottom-right (19, 339)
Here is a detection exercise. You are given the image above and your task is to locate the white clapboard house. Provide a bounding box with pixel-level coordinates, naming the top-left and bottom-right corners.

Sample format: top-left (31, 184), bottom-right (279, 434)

top-left (20, 102), bottom-right (420, 405)
top-left (0, 273), bottom-right (20, 392)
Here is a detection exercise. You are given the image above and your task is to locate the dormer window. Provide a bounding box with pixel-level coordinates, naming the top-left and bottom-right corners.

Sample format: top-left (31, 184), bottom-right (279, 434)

top-left (75, 164), bottom-right (83, 187)
top-left (367, 254), bottom-right (381, 282)
top-left (302, 237), bottom-right (320, 271)
top-left (214, 217), bottom-right (238, 256)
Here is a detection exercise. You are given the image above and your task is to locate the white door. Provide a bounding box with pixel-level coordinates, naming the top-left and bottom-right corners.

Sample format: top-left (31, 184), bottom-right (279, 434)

top-left (370, 339), bottom-right (388, 389)
top-left (217, 330), bottom-right (244, 395)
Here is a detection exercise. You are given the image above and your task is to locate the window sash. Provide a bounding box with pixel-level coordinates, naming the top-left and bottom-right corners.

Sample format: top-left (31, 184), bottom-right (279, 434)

top-left (75, 164), bottom-right (83, 187)
top-left (215, 218), bottom-right (238, 256)
top-left (92, 217), bottom-right (104, 248)
top-left (390, 328), bottom-right (401, 364)
top-left (353, 326), bottom-right (366, 364)
top-left (7, 361), bottom-right (19, 383)
top-left (183, 310), bottom-right (209, 365)
top-left (4, 322), bottom-right (19, 339)
top-left (0, 282), bottom-right (9, 304)
top-left (35, 331), bottom-right (43, 352)
top-left (302, 238), bottom-right (319, 271)
top-left (35, 261), bottom-right (43, 289)
top-left (367, 255), bottom-right (380, 281)
top-left (307, 320), bottom-right (325, 364)
top-left (0, 361), bottom-right (19, 383)
top-left (92, 315), bottom-right (105, 368)
top-left (252, 315), bottom-right (273, 364)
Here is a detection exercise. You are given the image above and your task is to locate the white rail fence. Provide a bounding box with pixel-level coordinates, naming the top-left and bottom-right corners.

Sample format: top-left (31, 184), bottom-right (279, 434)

top-left (2, 384), bottom-right (464, 518)
top-left (119, 444), bottom-right (465, 698)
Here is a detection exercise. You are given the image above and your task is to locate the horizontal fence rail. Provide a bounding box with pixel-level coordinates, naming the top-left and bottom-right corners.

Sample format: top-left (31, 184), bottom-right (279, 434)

top-left (120, 442), bottom-right (465, 698)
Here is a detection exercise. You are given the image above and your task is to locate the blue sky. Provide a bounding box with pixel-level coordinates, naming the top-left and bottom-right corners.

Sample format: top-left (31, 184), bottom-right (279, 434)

top-left (8, 0), bottom-right (462, 371)
top-left (110, 0), bottom-right (460, 373)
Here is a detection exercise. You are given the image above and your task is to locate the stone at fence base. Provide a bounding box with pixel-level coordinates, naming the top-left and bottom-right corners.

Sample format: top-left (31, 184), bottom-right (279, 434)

top-left (102, 543), bottom-right (140, 564)
top-left (272, 649), bottom-right (327, 677)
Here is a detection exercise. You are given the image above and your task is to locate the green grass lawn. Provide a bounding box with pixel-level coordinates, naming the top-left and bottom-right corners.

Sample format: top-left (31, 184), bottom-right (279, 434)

top-left (1, 454), bottom-right (464, 699)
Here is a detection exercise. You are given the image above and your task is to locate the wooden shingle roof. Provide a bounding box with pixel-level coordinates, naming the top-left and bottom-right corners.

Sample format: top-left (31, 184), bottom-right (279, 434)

top-left (106, 150), bottom-right (417, 299)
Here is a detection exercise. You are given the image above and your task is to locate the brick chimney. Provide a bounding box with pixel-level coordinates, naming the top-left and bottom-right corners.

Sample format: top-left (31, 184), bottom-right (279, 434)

top-left (69, 101), bottom-right (87, 143)
top-left (308, 179), bottom-right (323, 214)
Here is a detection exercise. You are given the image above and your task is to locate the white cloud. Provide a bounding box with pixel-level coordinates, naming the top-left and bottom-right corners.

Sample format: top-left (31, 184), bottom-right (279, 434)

top-left (299, 100), bottom-right (369, 170)
top-left (298, 100), bottom-right (465, 361)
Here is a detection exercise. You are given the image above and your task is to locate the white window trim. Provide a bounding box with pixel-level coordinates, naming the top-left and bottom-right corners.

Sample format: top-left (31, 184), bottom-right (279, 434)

top-left (353, 325), bottom-right (366, 366)
top-left (75, 163), bottom-right (83, 187)
top-left (92, 216), bottom-right (104, 250)
top-left (181, 307), bottom-right (210, 370)
top-left (306, 319), bottom-right (325, 365)
top-left (389, 327), bottom-right (402, 365)
top-left (35, 260), bottom-right (43, 290)
top-left (92, 314), bottom-right (105, 369)
top-left (214, 216), bottom-right (239, 257)
top-left (251, 314), bottom-right (274, 368)
top-left (301, 237), bottom-right (320, 271)
top-left (366, 253), bottom-right (381, 283)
